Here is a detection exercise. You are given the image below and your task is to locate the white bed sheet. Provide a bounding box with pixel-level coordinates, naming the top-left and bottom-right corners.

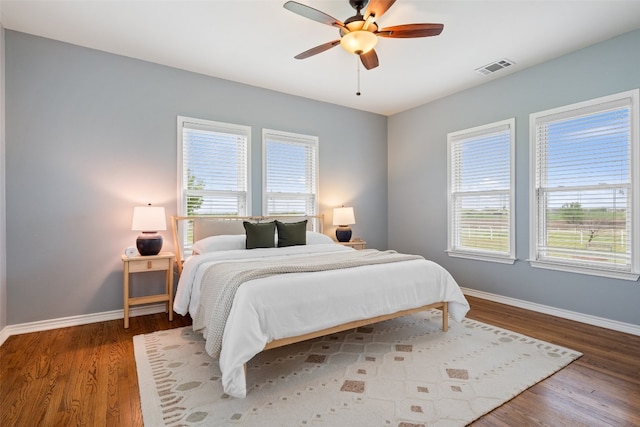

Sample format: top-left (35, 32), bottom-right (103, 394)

top-left (174, 244), bottom-right (470, 398)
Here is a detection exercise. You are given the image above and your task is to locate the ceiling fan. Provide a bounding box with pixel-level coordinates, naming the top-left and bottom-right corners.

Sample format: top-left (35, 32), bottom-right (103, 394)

top-left (283, 0), bottom-right (444, 70)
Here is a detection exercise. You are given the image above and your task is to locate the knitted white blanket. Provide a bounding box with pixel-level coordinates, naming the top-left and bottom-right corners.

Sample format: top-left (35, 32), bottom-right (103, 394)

top-left (192, 249), bottom-right (423, 358)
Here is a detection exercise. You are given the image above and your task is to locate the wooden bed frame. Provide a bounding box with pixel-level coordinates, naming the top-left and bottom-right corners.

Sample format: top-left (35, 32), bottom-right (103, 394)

top-left (264, 302), bottom-right (448, 350)
top-left (170, 215), bottom-right (449, 354)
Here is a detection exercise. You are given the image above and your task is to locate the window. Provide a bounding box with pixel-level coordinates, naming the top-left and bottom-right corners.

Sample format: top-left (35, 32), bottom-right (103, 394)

top-left (177, 116), bottom-right (250, 244)
top-left (447, 118), bottom-right (516, 263)
top-left (262, 129), bottom-right (318, 216)
top-left (529, 89), bottom-right (639, 280)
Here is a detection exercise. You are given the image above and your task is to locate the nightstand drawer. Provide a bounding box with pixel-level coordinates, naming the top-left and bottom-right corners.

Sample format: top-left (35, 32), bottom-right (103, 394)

top-left (127, 258), bottom-right (171, 273)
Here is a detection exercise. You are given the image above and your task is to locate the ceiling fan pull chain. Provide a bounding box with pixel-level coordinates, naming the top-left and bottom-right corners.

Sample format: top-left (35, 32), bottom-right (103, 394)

top-left (356, 57), bottom-right (361, 96)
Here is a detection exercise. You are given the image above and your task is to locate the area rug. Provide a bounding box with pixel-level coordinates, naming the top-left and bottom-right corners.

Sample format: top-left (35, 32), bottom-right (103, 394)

top-left (134, 310), bottom-right (581, 426)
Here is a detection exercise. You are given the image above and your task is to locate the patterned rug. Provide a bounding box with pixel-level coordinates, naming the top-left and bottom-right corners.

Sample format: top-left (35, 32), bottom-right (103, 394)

top-left (134, 310), bottom-right (581, 426)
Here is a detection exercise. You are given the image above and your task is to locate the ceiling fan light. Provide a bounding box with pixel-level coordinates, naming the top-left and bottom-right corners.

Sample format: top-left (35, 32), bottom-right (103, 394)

top-left (340, 30), bottom-right (378, 55)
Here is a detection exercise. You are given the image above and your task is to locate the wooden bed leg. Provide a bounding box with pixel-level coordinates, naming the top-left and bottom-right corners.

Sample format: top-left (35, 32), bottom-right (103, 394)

top-left (442, 302), bottom-right (449, 332)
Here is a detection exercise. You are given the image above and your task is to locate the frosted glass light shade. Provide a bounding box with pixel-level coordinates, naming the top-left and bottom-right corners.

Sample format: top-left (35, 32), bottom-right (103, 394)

top-left (340, 30), bottom-right (378, 55)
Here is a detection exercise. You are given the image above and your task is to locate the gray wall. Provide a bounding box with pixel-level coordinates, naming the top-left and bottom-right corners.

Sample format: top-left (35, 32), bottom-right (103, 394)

top-left (4, 31), bottom-right (388, 325)
top-left (388, 29), bottom-right (640, 326)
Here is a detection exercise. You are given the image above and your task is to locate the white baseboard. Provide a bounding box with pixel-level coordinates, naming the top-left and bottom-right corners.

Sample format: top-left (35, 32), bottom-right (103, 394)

top-left (2, 291), bottom-right (639, 347)
top-left (462, 287), bottom-right (640, 337)
top-left (0, 303), bottom-right (167, 347)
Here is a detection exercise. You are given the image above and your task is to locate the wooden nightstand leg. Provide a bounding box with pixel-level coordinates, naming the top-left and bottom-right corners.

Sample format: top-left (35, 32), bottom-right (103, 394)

top-left (123, 263), bottom-right (130, 329)
top-left (167, 263), bottom-right (174, 321)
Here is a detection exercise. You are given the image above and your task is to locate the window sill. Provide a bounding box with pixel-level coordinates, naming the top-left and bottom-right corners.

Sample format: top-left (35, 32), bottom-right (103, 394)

top-left (446, 250), bottom-right (516, 265)
top-left (528, 260), bottom-right (640, 281)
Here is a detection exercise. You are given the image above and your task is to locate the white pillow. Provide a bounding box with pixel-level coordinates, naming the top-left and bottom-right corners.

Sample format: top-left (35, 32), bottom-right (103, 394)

top-left (192, 231), bottom-right (333, 253)
top-left (192, 234), bottom-right (246, 254)
top-left (306, 231), bottom-right (335, 245)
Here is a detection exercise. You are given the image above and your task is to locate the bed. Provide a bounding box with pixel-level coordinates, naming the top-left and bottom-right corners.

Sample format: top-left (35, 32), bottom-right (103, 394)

top-left (171, 215), bottom-right (470, 398)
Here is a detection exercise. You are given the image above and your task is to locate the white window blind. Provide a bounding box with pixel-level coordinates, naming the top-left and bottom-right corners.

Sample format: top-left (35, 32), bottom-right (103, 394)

top-left (529, 89), bottom-right (640, 280)
top-left (263, 129), bottom-right (318, 216)
top-left (447, 118), bottom-right (515, 263)
top-left (177, 117), bottom-right (250, 246)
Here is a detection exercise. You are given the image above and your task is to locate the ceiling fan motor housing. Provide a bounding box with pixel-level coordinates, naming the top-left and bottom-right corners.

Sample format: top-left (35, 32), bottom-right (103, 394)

top-left (340, 19), bottom-right (378, 36)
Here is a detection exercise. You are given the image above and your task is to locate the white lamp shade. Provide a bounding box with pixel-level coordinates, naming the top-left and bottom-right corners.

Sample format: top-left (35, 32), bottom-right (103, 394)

top-left (131, 206), bottom-right (167, 231)
top-left (333, 207), bottom-right (356, 226)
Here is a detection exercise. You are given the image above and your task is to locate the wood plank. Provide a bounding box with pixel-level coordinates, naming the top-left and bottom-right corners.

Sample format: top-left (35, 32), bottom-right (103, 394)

top-left (104, 320), bottom-right (126, 427)
top-left (56, 322), bottom-right (98, 426)
top-left (36, 327), bottom-right (75, 426)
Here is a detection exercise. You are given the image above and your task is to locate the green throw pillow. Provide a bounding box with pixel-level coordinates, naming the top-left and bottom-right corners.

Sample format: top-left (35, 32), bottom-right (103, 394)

top-left (243, 221), bottom-right (276, 249)
top-left (276, 220), bottom-right (307, 247)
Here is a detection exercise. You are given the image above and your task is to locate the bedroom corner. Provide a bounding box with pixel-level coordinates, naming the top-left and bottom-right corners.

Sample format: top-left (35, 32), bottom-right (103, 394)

top-left (0, 14), bottom-right (8, 345)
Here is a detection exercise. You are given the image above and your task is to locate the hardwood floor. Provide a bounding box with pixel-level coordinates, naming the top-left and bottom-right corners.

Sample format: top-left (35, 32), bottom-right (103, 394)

top-left (1, 297), bottom-right (638, 426)
top-left (0, 313), bottom-right (192, 427)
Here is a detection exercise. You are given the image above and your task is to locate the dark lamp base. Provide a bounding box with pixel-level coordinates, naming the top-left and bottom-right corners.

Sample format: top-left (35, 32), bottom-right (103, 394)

top-left (136, 232), bottom-right (163, 256)
top-left (335, 226), bottom-right (352, 243)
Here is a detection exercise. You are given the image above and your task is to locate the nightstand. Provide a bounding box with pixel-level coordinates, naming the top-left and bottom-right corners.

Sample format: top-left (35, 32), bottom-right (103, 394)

top-left (121, 251), bottom-right (175, 328)
top-left (339, 240), bottom-right (366, 250)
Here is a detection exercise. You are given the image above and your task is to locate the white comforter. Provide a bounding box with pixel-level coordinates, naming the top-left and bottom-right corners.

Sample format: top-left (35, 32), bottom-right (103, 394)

top-left (174, 244), bottom-right (470, 398)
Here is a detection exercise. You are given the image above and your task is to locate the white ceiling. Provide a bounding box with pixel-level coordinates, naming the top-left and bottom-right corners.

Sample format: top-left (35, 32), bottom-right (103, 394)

top-left (2, 0), bottom-right (640, 116)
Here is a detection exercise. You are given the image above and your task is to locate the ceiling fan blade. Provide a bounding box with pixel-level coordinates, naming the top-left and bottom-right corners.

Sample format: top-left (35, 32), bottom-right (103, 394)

top-left (294, 40), bottom-right (341, 60)
top-left (284, 1), bottom-right (347, 30)
top-left (363, 0), bottom-right (396, 21)
top-left (377, 23), bottom-right (444, 38)
top-left (360, 49), bottom-right (379, 70)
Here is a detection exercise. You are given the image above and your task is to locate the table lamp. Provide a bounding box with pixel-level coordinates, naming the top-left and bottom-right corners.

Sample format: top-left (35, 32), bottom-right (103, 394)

top-left (333, 206), bottom-right (355, 242)
top-left (131, 204), bottom-right (167, 256)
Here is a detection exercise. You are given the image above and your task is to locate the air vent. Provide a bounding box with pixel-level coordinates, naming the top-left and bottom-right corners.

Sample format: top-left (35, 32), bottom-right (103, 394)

top-left (475, 58), bottom-right (515, 76)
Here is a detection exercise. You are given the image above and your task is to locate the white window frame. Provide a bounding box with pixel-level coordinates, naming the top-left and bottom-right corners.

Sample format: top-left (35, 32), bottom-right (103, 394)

top-left (262, 128), bottom-right (319, 216)
top-left (529, 89), bottom-right (640, 281)
top-left (447, 118), bottom-right (516, 264)
top-left (177, 116), bottom-right (251, 246)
